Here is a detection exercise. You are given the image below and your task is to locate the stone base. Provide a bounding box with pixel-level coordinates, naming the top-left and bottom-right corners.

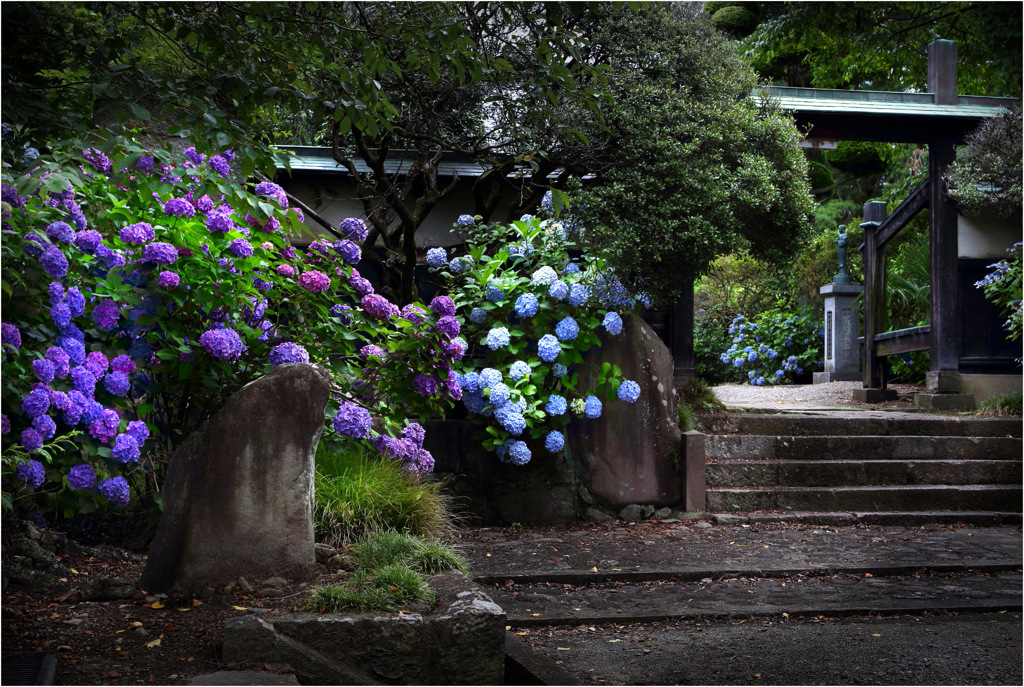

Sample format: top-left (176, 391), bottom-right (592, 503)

top-left (813, 371), bottom-right (861, 384)
top-left (914, 393), bottom-right (976, 411)
top-left (927, 371), bottom-right (963, 393)
top-left (852, 387), bottom-right (899, 403)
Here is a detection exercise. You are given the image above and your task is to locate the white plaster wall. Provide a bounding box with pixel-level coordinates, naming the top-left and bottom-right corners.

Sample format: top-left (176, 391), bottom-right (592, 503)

top-left (958, 210), bottom-right (1022, 259)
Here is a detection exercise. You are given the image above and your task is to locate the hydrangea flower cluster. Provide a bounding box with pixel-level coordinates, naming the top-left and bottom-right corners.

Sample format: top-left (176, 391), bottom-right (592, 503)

top-left (721, 311), bottom-right (824, 385)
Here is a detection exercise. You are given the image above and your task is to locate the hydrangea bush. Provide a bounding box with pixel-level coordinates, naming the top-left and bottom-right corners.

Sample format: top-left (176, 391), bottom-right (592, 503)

top-left (975, 241), bottom-right (1022, 345)
top-left (2, 137), bottom-right (455, 514)
top-left (720, 307), bottom-right (824, 385)
top-left (429, 211), bottom-right (646, 465)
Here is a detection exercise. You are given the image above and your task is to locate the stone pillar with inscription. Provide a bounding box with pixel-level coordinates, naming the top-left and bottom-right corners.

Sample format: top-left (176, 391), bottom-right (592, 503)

top-left (814, 282), bottom-right (864, 384)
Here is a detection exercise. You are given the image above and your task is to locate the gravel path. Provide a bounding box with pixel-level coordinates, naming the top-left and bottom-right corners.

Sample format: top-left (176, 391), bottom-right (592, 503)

top-left (712, 381), bottom-right (923, 410)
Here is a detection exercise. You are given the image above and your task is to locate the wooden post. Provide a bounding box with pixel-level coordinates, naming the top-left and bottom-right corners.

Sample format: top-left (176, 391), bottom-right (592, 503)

top-left (860, 201), bottom-right (888, 389)
top-left (929, 137), bottom-right (961, 374)
top-left (928, 40), bottom-right (958, 105)
top-left (670, 278), bottom-right (695, 384)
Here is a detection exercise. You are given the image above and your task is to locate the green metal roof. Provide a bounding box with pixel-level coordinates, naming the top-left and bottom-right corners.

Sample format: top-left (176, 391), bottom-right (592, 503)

top-left (758, 87), bottom-right (1013, 119)
top-left (276, 145), bottom-right (489, 177)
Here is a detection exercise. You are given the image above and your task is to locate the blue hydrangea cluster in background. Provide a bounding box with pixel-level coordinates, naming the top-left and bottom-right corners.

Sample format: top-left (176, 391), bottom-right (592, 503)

top-left (721, 310), bottom-right (824, 385)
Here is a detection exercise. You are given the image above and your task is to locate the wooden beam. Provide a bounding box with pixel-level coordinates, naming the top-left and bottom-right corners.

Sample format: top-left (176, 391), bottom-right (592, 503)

top-left (860, 201), bottom-right (889, 389)
top-left (929, 138), bottom-right (961, 372)
top-left (876, 181), bottom-right (930, 248)
top-left (874, 326), bottom-right (932, 357)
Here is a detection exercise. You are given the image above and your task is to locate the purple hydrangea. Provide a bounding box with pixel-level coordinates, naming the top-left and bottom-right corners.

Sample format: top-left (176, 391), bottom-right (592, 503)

top-left (33, 414), bottom-right (56, 439)
top-left (72, 229), bottom-right (103, 254)
top-left (2, 322), bottom-right (21, 349)
top-left (361, 294), bottom-right (399, 321)
top-left (1, 414), bottom-right (8, 434)
top-left (91, 300), bottom-right (121, 331)
top-left (84, 351), bottom-right (109, 379)
top-left (514, 293), bottom-right (539, 318)
top-left (83, 147), bottom-right (112, 175)
top-left (136, 154), bottom-right (156, 174)
top-left (193, 194), bottom-right (214, 213)
top-left (46, 347), bottom-right (70, 376)
top-left (79, 398), bottom-right (104, 425)
top-left (413, 374), bottom-right (438, 396)
top-left (429, 295), bottom-right (456, 318)
top-left (163, 197), bottom-right (195, 217)
top-left (228, 238), bottom-right (254, 259)
top-left (350, 273), bottom-right (374, 296)
top-left (333, 401), bottom-right (371, 438)
top-left (401, 304), bottom-right (428, 324)
top-left (333, 239), bottom-right (361, 265)
top-left (485, 327), bottom-right (511, 350)
top-left (46, 221), bottom-right (75, 244)
top-left (183, 146), bottom-right (205, 166)
top-left (68, 464), bottom-right (96, 490)
top-left (205, 205), bottom-right (235, 233)
top-left (142, 241), bottom-right (178, 264)
top-left (110, 354), bottom-right (136, 375)
top-left (69, 366), bottom-right (97, 395)
top-left (254, 181), bottom-right (288, 207)
top-left (59, 337), bottom-right (86, 365)
top-left (22, 387), bottom-right (51, 418)
top-left (32, 358), bottom-right (56, 383)
top-left (208, 154), bottom-right (230, 176)
top-left (99, 476), bottom-right (130, 506)
top-left (443, 337), bottom-right (467, 360)
top-left (276, 264), bottom-right (295, 277)
top-left (338, 217), bottom-right (368, 242)
top-left (21, 427), bottom-right (45, 452)
top-left (119, 222), bottom-right (156, 244)
top-left (268, 342), bottom-right (310, 366)
top-left (360, 344), bottom-right (386, 360)
top-left (64, 287), bottom-right (85, 317)
top-left (158, 271), bottom-right (180, 288)
top-left (88, 408), bottom-right (120, 443)
top-left (112, 433), bottom-right (140, 463)
top-left (49, 390), bottom-right (70, 410)
top-left (104, 370), bottom-right (131, 396)
top-left (545, 430), bottom-right (565, 453)
top-left (40, 247), bottom-right (69, 278)
top-left (127, 420), bottom-right (149, 445)
top-left (298, 270), bottom-right (331, 293)
top-left (330, 303), bottom-right (353, 324)
top-left (48, 304), bottom-right (71, 333)
top-left (555, 317), bottom-right (579, 341)
top-left (435, 315), bottom-right (460, 338)
top-left (199, 328), bottom-right (247, 361)
top-left (17, 460), bottom-right (46, 489)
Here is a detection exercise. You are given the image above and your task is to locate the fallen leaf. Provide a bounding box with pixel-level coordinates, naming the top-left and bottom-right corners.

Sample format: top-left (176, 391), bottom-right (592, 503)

top-left (871, 634), bottom-right (882, 637)
top-left (864, 573), bottom-right (873, 578)
top-left (530, 613), bottom-right (540, 617)
top-left (557, 647), bottom-right (571, 651)
top-left (106, 671), bottom-right (122, 678)
top-left (608, 639), bottom-right (622, 643)
top-left (191, 599), bottom-right (203, 606)
top-left (132, 621), bottom-right (143, 627)
top-left (56, 645), bottom-right (72, 651)
top-left (232, 606), bottom-right (248, 611)
top-left (517, 632), bottom-right (528, 636)
top-left (146, 638), bottom-right (162, 648)
top-left (163, 623), bottom-right (175, 631)
top-left (506, 625), bottom-right (511, 631)
top-left (70, 568), bottom-right (79, 574)
top-left (589, 567), bottom-right (598, 573)
top-left (150, 601), bottom-right (164, 609)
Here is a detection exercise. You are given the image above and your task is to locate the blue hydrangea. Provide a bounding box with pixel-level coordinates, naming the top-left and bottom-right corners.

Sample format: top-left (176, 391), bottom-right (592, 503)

top-left (469, 307), bottom-right (487, 324)
top-left (568, 284), bottom-right (590, 307)
top-left (460, 371), bottom-right (481, 392)
top-left (104, 371), bottom-right (131, 397)
top-left (617, 379), bottom-right (641, 403)
top-left (112, 433), bottom-right (141, 463)
top-left (507, 440), bottom-right (531, 466)
top-left (531, 266), bottom-right (558, 286)
top-left (544, 430), bottom-right (564, 453)
top-left (720, 353), bottom-right (732, 364)
top-left (602, 311), bottom-right (623, 335)
top-left (426, 247), bottom-right (447, 268)
top-left (450, 256), bottom-right (474, 274)
top-left (514, 293), bottom-right (539, 317)
top-left (479, 368), bottom-right (502, 389)
top-left (17, 460), bottom-right (45, 489)
top-left (540, 190), bottom-right (555, 212)
top-left (99, 476), bottom-right (130, 506)
top-left (488, 381), bottom-right (511, 407)
top-left (583, 395), bottom-right (602, 419)
top-left (509, 360), bottom-right (531, 381)
top-left (563, 262), bottom-right (581, 275)
top-left (495, 406), bottom-right (526, 435)
top-left (537, 334), bottom-right (560, 362)
top-left (485, 282), bottom-right (505, 302)
top-left (269, 342), bottom-right (310, 366)
top-left (545, 394), bottom-right (567, 416)
top-left (68, 464), bottom-right (96, 490)
top-left (552, 363), bottom-right (568, 378)
top-left (747, 351), bottom-right (758, 362)
top-left (548, 280), bottom-right (569, 300)
top-left (555, 317), bottom-right (579, 341)
top-left (22, 387), bottom-right (51, 418)
top-left (456, 214), bottom-right (476, 227)
top-left (485, 326), bottom-right (511, 350)
top-left (463, 390), bottom-right (488, 415)
top-left (775, 369), bottom-right (785, 378)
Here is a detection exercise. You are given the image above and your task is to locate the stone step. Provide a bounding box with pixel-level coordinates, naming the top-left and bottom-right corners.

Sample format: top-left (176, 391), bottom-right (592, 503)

top-left (706, 484), bottom-right (1023, 513)
top-left (706, 459), bottom-right (1023, 488)
top-left (709, 511), bottom-right (1023, 527)
top-left (706, 435), bottom-right (1023, 462)
top-left (697, 413), bottom-right (1022, 438)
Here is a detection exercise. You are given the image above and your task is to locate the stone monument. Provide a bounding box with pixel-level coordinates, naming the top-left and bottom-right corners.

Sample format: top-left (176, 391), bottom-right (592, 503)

top-left (814, 226), bottom-right (864, 384)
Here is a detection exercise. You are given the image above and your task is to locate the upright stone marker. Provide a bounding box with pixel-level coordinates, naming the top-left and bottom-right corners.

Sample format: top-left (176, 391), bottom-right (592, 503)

top-left (141, 364), bottom-right (331, 595)
top-left (814, 282), bottom-right (864, 383)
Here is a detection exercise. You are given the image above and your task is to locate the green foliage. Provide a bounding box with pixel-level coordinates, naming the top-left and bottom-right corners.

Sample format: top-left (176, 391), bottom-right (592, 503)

top-left (693, 314), bottom-right (747, 385)
top-left (807, 161), bottom-right (835, 191)
top-left (888, 351), bottom-right (930, 384)
top-left (721, 308), bottom-right (824, 385)
top-left (695, 252), bottom-right (788, 319)
top-left (788, 221), bottom-right (864, 308)
top-left (946, 105), bottom-right (1023, 219)
top-left (887, 234), bottom-right (931, 329)
top-left (677, 377), bottom-right (725, 431)
top-left (826, 142), bottom-right (889, 176)
top-left (978, 391), bottom-right (1023, 417)
top-left (350, 531), bottom-right (467, 576)
top-left (313, 443), bottom-right (455, 548)
top-left (571, 4), bottom-right (814, 308)
top-left (975, 242), bottom-right (1023, 343)
top-left (300, 566), bottom-right (435, 613)
top-left (710, 5), bottom-right (760, 37)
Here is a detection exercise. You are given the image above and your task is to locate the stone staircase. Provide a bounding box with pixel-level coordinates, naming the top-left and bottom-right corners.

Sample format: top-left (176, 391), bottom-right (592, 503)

top-left (696, 411), bottom-right (1024, 526)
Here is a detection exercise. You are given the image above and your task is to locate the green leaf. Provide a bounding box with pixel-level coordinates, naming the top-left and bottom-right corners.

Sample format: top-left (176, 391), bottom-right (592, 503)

top-left (130, 103), bottom-right (151, 121)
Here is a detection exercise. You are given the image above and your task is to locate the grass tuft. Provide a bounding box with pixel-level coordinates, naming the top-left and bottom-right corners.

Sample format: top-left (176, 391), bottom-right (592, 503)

top-left (314, 442), bottom-right (456, 547)
top-left (351, 531), bottom-right (468, 575)
top-left (978, 391), bottom-right (1023, 417)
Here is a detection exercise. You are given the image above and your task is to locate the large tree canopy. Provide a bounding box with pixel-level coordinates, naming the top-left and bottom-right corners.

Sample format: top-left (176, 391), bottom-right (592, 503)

top-left (571, 4), bottom-right (814, 307)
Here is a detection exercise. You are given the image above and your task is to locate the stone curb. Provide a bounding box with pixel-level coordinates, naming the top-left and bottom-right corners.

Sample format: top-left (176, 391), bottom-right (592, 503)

top-left (504, 633), bottom-right (584, 685)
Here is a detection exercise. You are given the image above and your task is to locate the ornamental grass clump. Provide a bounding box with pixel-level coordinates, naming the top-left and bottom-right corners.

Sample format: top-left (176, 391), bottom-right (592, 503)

top-left (1, 135), bottom-right (459, 518)
top-left (428, 204), bottom-right (648, 464)
top-left (721, 307), bottom-right (824, 385)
